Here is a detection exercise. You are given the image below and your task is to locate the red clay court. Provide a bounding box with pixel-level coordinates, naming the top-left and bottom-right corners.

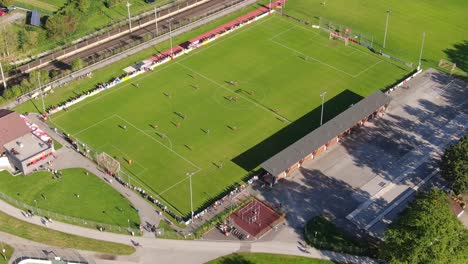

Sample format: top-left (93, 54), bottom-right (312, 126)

top-left (229, 198), bottom-right (284, 238)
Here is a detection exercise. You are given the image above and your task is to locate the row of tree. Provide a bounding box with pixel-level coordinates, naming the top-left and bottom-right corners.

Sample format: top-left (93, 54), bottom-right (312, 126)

top-left (381, 135), bottom-right (467, 263)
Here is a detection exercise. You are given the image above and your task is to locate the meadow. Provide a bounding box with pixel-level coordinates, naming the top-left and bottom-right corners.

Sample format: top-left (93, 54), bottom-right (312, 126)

top-left (284, 0), bottom-right (468, 76)
top-left (0, 168), bottom-right (139, 227)
top-left (47, 14), bottom-right (409, 217)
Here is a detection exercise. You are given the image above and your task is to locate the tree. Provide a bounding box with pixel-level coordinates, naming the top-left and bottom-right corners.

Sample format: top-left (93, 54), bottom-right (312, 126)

top-left (440, 135), bottom-right (468, 194)
top-left (106, 0), bottom-right (123, 8)
top-left (71, 58), bottom-right (84, 71)
top-left (46, 10), bottom-right (78, 40)
top-left (28, 70), bottom-right (50, 88)
top-left (0, 0), bottom-right (14, 7)
top-left (381, 189), bottom-right (467, 264)
top-left (77, 0), bottom-right (91, 12)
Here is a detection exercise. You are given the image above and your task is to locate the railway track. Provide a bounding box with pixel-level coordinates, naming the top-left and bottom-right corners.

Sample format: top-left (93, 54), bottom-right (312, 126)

top-left (5, 0), bottom-right (251, 85)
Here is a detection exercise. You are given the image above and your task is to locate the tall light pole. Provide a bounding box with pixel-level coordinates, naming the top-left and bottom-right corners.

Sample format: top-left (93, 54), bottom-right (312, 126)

top-left (154, 7), bottom-right (159, 36)
top-left (37, 72), bottom-right (45, 114)
top-left (186, 172), bottom-right (195, 224)
top-left (269, 0), bottom-right (272, 13)
top-left (383, 9), bottom-right (391, 48)
top-left (320, 92), bottom-right (326, 126)
top-left (126, 1), bottom-right (132, 33)
top-left (418, 32), bottom-right (426, 70)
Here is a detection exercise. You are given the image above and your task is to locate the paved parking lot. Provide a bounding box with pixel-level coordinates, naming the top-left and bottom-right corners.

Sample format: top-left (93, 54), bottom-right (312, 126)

top-left (254, 69), bottom-right (467, 239)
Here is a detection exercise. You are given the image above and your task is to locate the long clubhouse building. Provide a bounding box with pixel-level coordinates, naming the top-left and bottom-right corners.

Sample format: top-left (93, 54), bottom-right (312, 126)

top-left (261, 91), bottom-right (391, 179)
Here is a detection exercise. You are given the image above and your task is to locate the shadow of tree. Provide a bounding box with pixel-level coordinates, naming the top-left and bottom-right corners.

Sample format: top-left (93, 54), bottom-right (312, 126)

top-left (444, 40), bottom-right (468, 74)
top-left (213, 253), bottom-right (254, 264)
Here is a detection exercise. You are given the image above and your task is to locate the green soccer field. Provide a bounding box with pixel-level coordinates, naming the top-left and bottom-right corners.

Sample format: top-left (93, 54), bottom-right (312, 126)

top-left (48, 15), bottom-right (409, 217)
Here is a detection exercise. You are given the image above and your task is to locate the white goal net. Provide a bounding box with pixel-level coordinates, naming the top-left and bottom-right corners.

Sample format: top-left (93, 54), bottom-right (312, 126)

top-left (96, 152), bottom-right (121, 175)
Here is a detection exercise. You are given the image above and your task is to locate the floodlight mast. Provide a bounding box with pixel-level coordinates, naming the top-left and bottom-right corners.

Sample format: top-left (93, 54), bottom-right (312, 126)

top-left (418, 32), bottom-right (426, 70)
top-left (126, 1), bottom-right (132, 33)
top-left (320, 91), bottom-right (327, 126)
top-left (383, 9), bottom-right (391, 48)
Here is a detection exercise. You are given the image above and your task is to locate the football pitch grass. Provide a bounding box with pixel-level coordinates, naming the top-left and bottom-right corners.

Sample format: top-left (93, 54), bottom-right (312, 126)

top-left (48, 15), bottom-right (409, 217)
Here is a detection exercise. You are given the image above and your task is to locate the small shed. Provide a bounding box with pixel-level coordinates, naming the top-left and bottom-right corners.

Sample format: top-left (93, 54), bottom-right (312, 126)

top-left (29, 10), bottom-right (41, 26)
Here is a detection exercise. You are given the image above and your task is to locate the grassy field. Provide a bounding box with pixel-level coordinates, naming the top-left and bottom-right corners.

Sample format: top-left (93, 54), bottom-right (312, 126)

top-left (284, 0), bottom-right (468, 76)
top-left (206, 253), bottom-right (334, 264)
top-left (0, 168), bottom-right (139, 228)
top-left (0, 210), bottom-right (135, 255)
top-left (14, 4), bottom-right (262, 114)
top-left (304, 216), bottom-right (370, 256)
top-left (0, 242), bottom-right (13, 264)
top-left (46, 14), bottom-right (409, 217)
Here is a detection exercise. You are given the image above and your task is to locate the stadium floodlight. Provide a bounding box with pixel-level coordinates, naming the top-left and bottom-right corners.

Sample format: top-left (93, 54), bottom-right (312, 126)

top-left (383, 9), bottom-right (391, 48)
top-left (186, 171), bottom-right (195, 223)
top-left (0, 62), bottom-right (6, 89)
top-left (34, 199), bottom-right (38, 214)
top-left (37, 72), bottom-right (45, 114)
top-left (126, 1), bottom-right (132, 33)
top-left (418, 32), bottom-right (426, 70)
top-left (320, 91), bottom-right (327, 126)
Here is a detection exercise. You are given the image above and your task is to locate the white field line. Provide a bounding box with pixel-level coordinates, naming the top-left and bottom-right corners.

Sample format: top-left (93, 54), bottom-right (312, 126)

top-left (73, 114), bottom-right (118, 136)
top-left (176, 16), bottom-right (274, 64)
top-left (158, 169), bottom-right (198, 195)
top-left (50, 62), bottom-right (176, 120)
top-left (114, 114), bottom-right (201, 171)
top-left (109, 144), bottom-right (148, 176)
top-left (268, 24), bottom-right (298, 41)
top-left (51, 17), bottom-right (275, 121)
top-left (354, 60), bottom-right (384, 78)
top-left (175, 62), bottom-right (292, 123)
top-left (269, 38), bottom-right (356, 77)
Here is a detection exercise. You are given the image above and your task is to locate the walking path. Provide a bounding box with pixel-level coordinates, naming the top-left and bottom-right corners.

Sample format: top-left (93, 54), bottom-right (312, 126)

top-left (27, 114), bottom-right (162, 235)
top-left (0, 196), bottom-right (376, 264)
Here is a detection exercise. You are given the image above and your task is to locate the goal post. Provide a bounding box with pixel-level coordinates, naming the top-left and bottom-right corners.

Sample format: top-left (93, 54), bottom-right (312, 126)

top-left (96, 152), bottom-right (121, 175)
top-left (330, 32), bottom-right (349, 46)
top-left (438, 59), bottom-right (457, 74)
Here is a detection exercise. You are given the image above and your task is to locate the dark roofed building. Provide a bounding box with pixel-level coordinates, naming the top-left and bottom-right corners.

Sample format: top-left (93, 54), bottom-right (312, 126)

top-left (261, 91), bottom-right (391, 179)
top-left (29, 10), bottom-right (40, 26)
top-left (0, 110), bottom-right (31, 154)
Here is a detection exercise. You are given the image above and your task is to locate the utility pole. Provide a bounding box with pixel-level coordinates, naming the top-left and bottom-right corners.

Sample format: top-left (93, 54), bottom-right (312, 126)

top-left (154, 7), bottom-right (159, 36)
top-left (37, 72), bottom-right (45, 114)
top-left (383, 9), bottom-right (391, 48)
top-left (320, 91), bottom-right (326, 126)
top-left (269, 0), bottom-right (272, 13)
top-left (418, 32), bottom-right (426, 70)
top-left (126, 1), bottom-right (132, 33)
top-left (0, 62), bottom-right (6, 89)
top-left (169, 20), bottom-right (173, 57)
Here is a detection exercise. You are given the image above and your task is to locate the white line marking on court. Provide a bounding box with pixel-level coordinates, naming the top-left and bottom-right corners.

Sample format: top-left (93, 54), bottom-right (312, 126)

top-left (176, 16), bottom-right (274, 64)
top-left (175, 62), bottom-right (292, 123)
top-left (109, 144), bottom-right (148, 174)
top-left (269, 38), bottom-right (357, 77)
top-left (158, 167), bottom-right (202, 195)
top-left (114, 114), bottom-right (201, 170)
top-left (268, 25), bottom-right (297, 41)
top-left (73, 114), bottom-right (117, 136)
top-left (354, 60), bottom-right (384, 77)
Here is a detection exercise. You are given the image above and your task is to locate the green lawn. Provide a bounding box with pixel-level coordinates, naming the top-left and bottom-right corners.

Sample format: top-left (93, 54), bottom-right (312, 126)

top-left (0, 210), bottom-right (135, 255)
top-left (206, 253), bottom-right (334, 264)
top-left (0, 168), bottom-right (139, 228)
top-left (0, 242), bottom-right (13, 264)
top-left (304, 216), bottom-right (369, 256)
top-left (284, 0), bottom-right (468, 76)
top-left (46, 14), bottom-right (408, 217)
top-left (14, 5), bottom-right (262, 115)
